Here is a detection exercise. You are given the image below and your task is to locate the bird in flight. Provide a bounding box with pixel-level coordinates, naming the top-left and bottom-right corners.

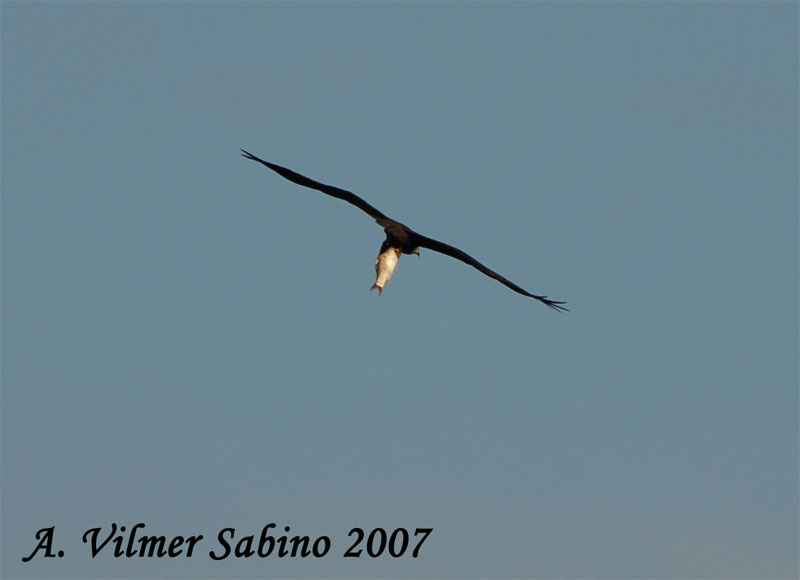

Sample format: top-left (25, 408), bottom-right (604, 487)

top-left (241, 150), bottom-right (567, 311)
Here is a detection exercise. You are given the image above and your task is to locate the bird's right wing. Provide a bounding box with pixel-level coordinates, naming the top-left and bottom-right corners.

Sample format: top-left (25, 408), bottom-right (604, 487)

top-left (241, 150), bottom-right (390, 222)
top-left (414, 233), bottom-right (568, 311)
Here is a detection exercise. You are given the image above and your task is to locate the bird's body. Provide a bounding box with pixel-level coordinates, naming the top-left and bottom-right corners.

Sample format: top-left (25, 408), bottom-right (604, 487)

top-left (241, 150), bottom-right (567, 311)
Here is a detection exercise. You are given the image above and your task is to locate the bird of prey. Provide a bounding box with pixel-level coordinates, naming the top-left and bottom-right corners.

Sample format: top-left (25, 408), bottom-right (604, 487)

top-left (241, 150), bottom-right (567, 311)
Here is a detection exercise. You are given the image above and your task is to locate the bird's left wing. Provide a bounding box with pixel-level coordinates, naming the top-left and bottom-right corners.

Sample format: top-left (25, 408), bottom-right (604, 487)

top-left (241, 150), bottom-right (390, 221)
top-left (414, 233), bottom-right (568, 311)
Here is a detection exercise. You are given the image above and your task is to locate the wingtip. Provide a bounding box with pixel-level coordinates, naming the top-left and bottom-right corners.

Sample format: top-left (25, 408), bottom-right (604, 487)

top-left (538, 296), bottom-right (569, 312)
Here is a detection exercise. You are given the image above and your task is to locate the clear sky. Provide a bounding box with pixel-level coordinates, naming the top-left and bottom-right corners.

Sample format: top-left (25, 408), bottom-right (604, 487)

top-left (2, 2), bottom-right (797, 579)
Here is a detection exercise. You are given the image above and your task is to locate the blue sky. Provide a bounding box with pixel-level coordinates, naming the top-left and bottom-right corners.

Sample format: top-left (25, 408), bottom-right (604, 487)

top-left (2, 2), bottom-right (797, 579)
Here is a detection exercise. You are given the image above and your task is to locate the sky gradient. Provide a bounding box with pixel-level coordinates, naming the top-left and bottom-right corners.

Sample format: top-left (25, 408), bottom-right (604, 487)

top-left (2, 2), bottom-right (798, 578)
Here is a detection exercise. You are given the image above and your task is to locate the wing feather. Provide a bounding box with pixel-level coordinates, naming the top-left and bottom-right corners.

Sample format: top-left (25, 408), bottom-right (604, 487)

top-left (414, 233), bottom-right (568, 311)
top-left (241, 150), bottom-right (389, 221)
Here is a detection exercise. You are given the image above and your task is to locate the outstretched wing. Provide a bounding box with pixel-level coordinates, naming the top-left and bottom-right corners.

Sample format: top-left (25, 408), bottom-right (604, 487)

top-left (241, 150), bottom-right (389, 221)
top-left (413, 233), bottom-right (568, 311)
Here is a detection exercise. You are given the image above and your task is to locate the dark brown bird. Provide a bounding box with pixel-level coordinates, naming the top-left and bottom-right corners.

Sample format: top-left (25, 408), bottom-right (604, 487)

top-left (241, 150), bottom-right (567, 311)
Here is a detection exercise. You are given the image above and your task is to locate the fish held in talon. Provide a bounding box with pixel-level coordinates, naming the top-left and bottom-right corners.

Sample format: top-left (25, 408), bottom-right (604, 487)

top-left (371, 242), bottom-right (402, 295)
